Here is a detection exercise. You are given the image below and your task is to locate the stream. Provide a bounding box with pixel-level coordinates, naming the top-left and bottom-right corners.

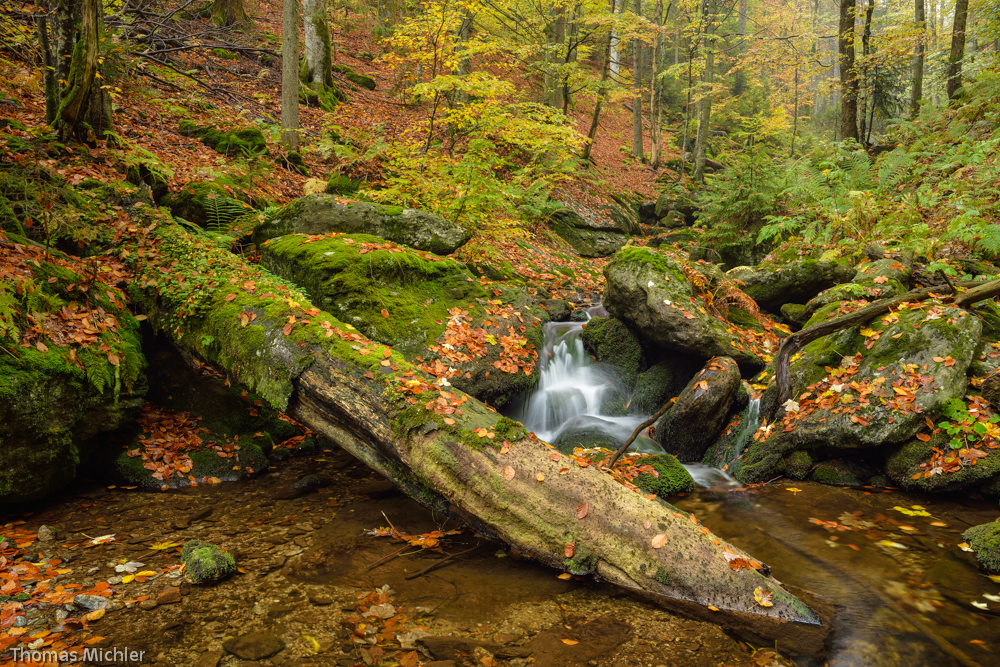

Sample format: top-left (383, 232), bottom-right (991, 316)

top-left (3, 322), bottom-right (999, 667)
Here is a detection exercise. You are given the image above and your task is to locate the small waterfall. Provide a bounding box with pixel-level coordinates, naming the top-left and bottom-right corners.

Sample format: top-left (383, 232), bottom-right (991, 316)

top-left (515, 307), bottom-right (661, 454)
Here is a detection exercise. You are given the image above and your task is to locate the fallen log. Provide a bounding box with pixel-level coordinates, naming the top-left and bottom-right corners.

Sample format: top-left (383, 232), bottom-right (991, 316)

top-left (128, 221), bottom-right (827, 652)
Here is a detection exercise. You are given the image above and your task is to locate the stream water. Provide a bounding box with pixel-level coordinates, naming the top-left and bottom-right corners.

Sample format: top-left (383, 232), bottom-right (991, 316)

top-left (514, 315), bottom-right (1000, 665)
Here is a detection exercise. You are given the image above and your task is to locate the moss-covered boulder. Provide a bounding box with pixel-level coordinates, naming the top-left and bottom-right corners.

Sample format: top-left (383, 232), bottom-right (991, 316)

top-left (181, 540), bottom-right (236, 583)
top-left (326, 174), bottom-right (360, 195)
top-left (632, 454), bottom-right (696, 497)
top-left (740, 260), bottom-right (856, 312)
top-left (160, 181), bottom-right (257, 228)
top-left (580, 317), bottom-right (645, 390)
top-left (884, 428), bottom-right (1000, 493)
top-left (654, 190), bottom-right (699, 223)
top-left (811, 460), bottom-right (870, 486)
top-left (735, 302), bottom-right (981, 484)
top-left (783, 450), bottom-right (814, 480)
top-left (333, 64), bottom-right (376, 90)
top-left (804, 257), bottom-right (912, 316)
top-left (178, 121), bottom-right (268, 157)
top-left (549, 207), bottom-right (629, 258)
top-left (603, 246), bottom-right (765, 372)
top-left (780, 303), bottom-right (811, 329)
top-left (258, 233), bottom-right (485, 358)
top-left (962, 522), bottom-right (1000, 573)
top-left (113, 439), bottom-right (268, 489)
top-left (253, 194), bottom-right (472, 256)
top-left (1, 240), bottom-right (147, 503)
top-left (655, 357), bottom-right (741, 462)
top-left (630, 356), bottom-right (703, 415)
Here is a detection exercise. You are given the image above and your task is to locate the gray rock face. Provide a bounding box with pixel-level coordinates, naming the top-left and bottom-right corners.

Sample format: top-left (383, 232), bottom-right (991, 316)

top-left (222, 632), bottom-right (285, 660)
top-left (602, 247), bottom-right (765, 372)
top-left (549, 208), bottom-right (629, 258)
top-left (252, 195), bottom-right (471, 255)
top-left (804, 257), bottom-right (912, 316)
top-left (73, 594), bottom-right (109, 611)
top-left (740, 260), bottom-right (856, 311)
top-left (655, 357), bottom-right (741, 462)
top-left (736, 302), bottom-right (981, 484)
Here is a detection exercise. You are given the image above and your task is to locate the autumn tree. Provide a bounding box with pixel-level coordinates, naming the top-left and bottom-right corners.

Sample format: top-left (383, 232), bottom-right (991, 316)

top-left (37, 0), bottom-right (109, 141)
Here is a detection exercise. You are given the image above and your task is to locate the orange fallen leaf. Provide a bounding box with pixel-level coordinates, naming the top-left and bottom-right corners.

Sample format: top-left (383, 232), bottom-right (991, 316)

top-left (560, 639), bottom-right (579, 645)
top-left (536, 473), bottom-right (545, 482)
top-left (382, 348), bottom-right (392, 358)
top-left (576, 502), bottom-right (589, 519)
top-left (565, 542), bottom-right (575, 558)
top-left (643, 519), bottom-right (651, 530)
top-left (224, 293), bottom-right (237, 302)
top-left (503, 466), bottom-right (515, 481)
top-left (381, 309), bottom-right (389, 318)
top-left (651, 534), bottom-right (668, 549)
top-left (557, 573), bottom-right (572, 580)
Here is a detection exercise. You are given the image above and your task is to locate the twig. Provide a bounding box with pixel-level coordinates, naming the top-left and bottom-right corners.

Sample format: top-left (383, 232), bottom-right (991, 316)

top-left (606, 399), bottom-right (673, 468)
top-left (364, 544), bottom-right (411, 571)
top-left (405, 543), bottom-right (483, 580)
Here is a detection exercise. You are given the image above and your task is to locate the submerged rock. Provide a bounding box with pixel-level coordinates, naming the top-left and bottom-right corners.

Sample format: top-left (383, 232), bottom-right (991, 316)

top-left (252, 194), bottom-right (471, 255)
top-left (602, 247), bottom-right (765, 371)
top-left (222, 632), bottom-right (285, 660)
top-left (655, 357), bottom-right (741, 462)
top-left (552, 415), bottom-right (623, 454)
top-left (963, 522), bottom-right (1000, 573)
top-left (181, 540), bottom-right (236, 583)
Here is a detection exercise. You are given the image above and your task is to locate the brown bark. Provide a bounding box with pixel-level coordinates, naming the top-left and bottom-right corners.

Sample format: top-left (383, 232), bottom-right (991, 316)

top-left (838, 0), bottom-right (859, 141)
top-left (631, 0), bottom-right (644, 161)
top-left (946, 0), bottom-right (970, 99)
top-left (212, 0), bottom-right (252, 28)
top-left (50, 0), bottom-right (100, 141)
top-left (582, 27), bottom-right (613, 162)
top-left (911, 0), bottom-right (925, 117)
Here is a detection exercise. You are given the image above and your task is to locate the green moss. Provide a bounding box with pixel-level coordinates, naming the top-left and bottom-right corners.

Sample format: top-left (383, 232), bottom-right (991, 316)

top-left (181, 540), bottom-right (236, 583)
top-left (211, 48), bottom-right (239, 60)
top-left (653, 567), bottom-right (672, 586)
top-left (300, 83), bottom-right (345, 112)
top-left (160, 181), bottom-right (257, 229)
top-left (494, 416), bottom-right (527, 441)
top-left (333, 64), bottom-right (377, 91)
top-left (811, 461), bottom-right (865, 487)
top-left (327, 174), bottom-right (360, 195)
top-left (632, 454), bottom-right (696, 497)
top-left (783, 450), bottom-right (813, 480)
top-left (580, 317), bottom-right (645, 390)
top-left (563, 543), bottom-right (598, 575)
top-left (178, 121), bottom-right (267, 157)
top-left (962, 522), bottom-right (1000, 573)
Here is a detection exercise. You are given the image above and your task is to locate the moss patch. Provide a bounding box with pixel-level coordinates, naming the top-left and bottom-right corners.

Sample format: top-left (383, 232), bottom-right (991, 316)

top-left (178, 121), bottom-right (268, 157)
top-left (632, 454), bottom-right (696, 498)
top-left (963, 522), bottom-right (1000, 573)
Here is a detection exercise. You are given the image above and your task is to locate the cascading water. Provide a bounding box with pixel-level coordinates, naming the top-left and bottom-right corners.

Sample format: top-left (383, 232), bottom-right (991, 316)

top-left (515, 306), bottom-right (662, 455)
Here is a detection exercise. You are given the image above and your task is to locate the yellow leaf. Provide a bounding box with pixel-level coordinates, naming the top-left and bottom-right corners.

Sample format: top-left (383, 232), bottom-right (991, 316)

top-left (122, 575), bottom-right (135, 584)
top-left (535, 473), bottom-right (545, 482)
top-left (557, 573), bottom-right (572, 580)
top-left (150, 541), bottom-right (181, 550)
top-left (754, 586), bottom-right (774, 607)
top-left (560, 639), bottom-right (579, 645)
top-left (707, 606), bottom-right (719, 611)
top-left (303, 635), bottom-right (321, 653)
top-left (137, 571), bottom-right (156, 576)
top-left (84, 608), bottom-right (105, 622)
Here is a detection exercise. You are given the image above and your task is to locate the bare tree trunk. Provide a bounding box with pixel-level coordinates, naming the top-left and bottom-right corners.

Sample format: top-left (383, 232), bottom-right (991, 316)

top-left (838, 0), bottom-right (859, 141)
top-left (649, 0), bottom-right (663, 168)
top-left (48, 0), bottom-right (100, 141)
top-left (281, 0), bottom-right (300, 150)
top-left (610, 0), bottom-right (622, 79)
top-left (734, 0), bottom-right (747, 94)
top-left (631, 0), bottom-right (644, 161)
top-left (582, 26), bottom-right (614, 162)
top-left (212, 0), bottom-right (252, 28)
top-left (302, 0), bottom-right (333, 87)
top-left (858, 0), bottom-right (873, 143)
top-left (946, 0), bottom-right (970, 99)
top-left (911, 0), bottom-right (925, 117)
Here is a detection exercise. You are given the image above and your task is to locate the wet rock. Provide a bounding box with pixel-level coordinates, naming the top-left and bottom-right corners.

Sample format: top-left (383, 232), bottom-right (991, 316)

top-left (655, 357), bottom-right (741, 462)
top-left (630, 356), bottom-right (702, 415)
top-left (181, 540), bottom-right (236, 583)
top-left (654, 190), bottom-right (699, 223)
top-left (294, 437), bottom-right (319, 456)
top-left (539, 299), bottom-right (573, 322)
top-left (632, 454), bottom-right (696, 497)
top-left (253, 194), bottom-right (471, 255)
top-left (419, 637), bottom-right (531, 662)
top-left (222, 632), bottom-right (286, 660)
top-left (193, 650), bottom-right (225, 667)
top-left (293, 474), bottom-right (330, 491)
top-left (355, 480), bottom-right (399, 498)
top-left (602, 247), bottom-right (765, 372)
top-left (810, 460), bottom-right (870, 487)
top-left (552, 416), bottom-right (622, 454)
top-left (580, 317), bottom-right (646, 391)
top-left (139, 600), bottom-right (157, 610)
top-left (36, 525), bottom-right (55, 541)
top-left (738, 303), bottom-right (981, 484)
top-left (962, 522), bottom-right (1000, 573)
top-left (804, 257), bottom-right (912, 316)
top-left (268, 447), bottom-right (291, 462)
top-left (523, 614), bottom-right (632, 667)
top-left (156, 587), bottom-right (182, 605)
top-left (780, 303), bottom-right (811, 330)
top-left (740, 260), bottom-right (856, 311)
top-left (783, 450), bottom-right (814, 480)
top-left (981, 371), bottom-right (1000, 411)
top-left (73, 594), bottom-right (109, 611)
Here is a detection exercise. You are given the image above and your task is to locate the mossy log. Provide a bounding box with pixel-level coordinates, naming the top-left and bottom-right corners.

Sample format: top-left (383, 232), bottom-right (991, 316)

top-left (129, 221), bottom-right (827, 652)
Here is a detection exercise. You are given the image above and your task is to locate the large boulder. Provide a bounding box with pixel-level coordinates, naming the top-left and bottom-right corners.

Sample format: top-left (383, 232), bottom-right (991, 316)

top-left (161, 180), bottom-right (258, 228)
top-left (602, 247), bottom-right (765, 372)
top-left (803, 257), bottom-right (912, 317)
top-left (963, 522), bottom-right (1000, 573)
top-left (739, 260), bottom-right (856, 312)
top-left (655, 357), bottom-right (741, 461)
top-left (259, 232), bottom-right (486, 358)
top-left (735, 301), bottom-right (981, 484)
top-left (632, 454), bottom-right (696, 497)
top-left (630, 356), bottom-right (703, 414)
top-left (580, 317), bottom-right (646, 390)
top-left (253, 195), bottom-right (472, 256)
top-left (1, 244), bottom-right (147, 503)
top-left (549, 207), bottom-right (629, 258)
top-left (884, 428), bottom-right (1000, 493)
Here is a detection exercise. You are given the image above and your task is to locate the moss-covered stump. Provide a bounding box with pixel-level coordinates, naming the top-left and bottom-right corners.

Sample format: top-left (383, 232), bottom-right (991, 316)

top-left (735, 302), bottom-right (981, 485)
top-left (632, 454), bottom-right (696, 497)
top-left (603, 247), bottom-right (765, 373)
top-left (126, 220), bottom-right (826, 652)
top-left (181, 540), bottom-right (237, 583)
top-left (580, 317), bottom-right (646, 391)
top-left (655, 357), bottom-right (741, 462)
top-left (253, 194), bottom-right (472, 256)
top-left (333, 64), bottom-right (376, 90)
top-left (160, 181), bottom-right (258, 228)
top-left (0, 234), bottom-right (146, 503)
top-left (740, 261), bottom-right (856, 312)
top-left (178, 121), bottom-right (268, 157)
top-left (963, 522), bottom-right (1000, 573)
top-left (300, 83), bottom-right (345, 112)
top-left (258, 233), bottom-right (486, 359)
top-left (548, 207), bottom-right (629, 258)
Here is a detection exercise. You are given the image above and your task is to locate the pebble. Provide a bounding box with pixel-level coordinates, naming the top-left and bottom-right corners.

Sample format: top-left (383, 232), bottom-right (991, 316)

top-left (73, 594), bottom-right (109, 611)
top-left (36, 525), bottom-right (55, 541)
top-left (139, 600), bottom-right (158, 611)
top-left (156, 587), bottom-right (182, 605)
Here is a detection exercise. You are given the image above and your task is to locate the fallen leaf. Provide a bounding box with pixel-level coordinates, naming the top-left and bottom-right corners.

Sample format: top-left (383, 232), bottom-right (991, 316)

top-left (565, 542), bottom-right (575, 558)
top-left (754, 586), bottom-right (773, 607)
top-left (651, 534), bottom-right (668, 549)
top-left (536, 473), bottom-right (545, 482)
top-left (382, 348), bottom-right (391, 358)
top-left (557, 573), bottom-right (572, 580)
top-left (549, 452), bottom-right (561, 462)
top-left (502, 466), bottom-right (515, 481)
top-left (150, 541), bottom-right (181, 550)
top-left (381, 309), bottom-right (389, 318)
top-left (576, 502), bottom-right (589, 519)
top-left (643, 519), bottom-right (651, 530)
top-left (707, 606), bottom-right (719, 611)
top-left (225, 293), bottom-right (237, 302)
top-left (83, 608), bottom-right (106, 622)
top-left (560, 639), bottom-right (579, 645)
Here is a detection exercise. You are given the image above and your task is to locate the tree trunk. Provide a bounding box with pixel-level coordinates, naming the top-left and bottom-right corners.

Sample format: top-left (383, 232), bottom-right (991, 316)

top-left (733, 0), bottom-right (747, 95)
top-left (130, 221), bottom-right (828, 652)
top-left (47, 0), bottom-right (101, 141)
top-left (946, 0), bottom-right (970, 99)
top-left (631, 0), bottom-right (644, 161)
top-left (281, 0), bottom-right (300, 150)
top-left (693, 42), bottom-right (713, 182)
top-left (858, 0), bottom-right (873, 143)
top-left (649, 0), bottom-right (663, 168)
top-left (838, 0), bottom-right (859, 141)
top-left (911, 0), bottom-right (925, 117)
top-left (610, 0), bottom-right (622, 79)
top-left (302, 0), bottom-right (334, 88)
top-left (582, 26), bottom-right (614, 162)
top-left (212, 0), bottom-right (252, 28)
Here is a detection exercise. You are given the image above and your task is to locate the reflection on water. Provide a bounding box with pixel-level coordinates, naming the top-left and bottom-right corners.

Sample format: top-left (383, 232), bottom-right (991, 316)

top-left (674, 480), bottom-right (1000, 666)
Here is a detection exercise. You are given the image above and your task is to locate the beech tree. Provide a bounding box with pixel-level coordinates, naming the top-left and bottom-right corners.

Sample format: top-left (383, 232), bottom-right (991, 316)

top-left (911, 0), bottom-right (925, 117)
top-left (211, 0), bottom-right (252, 28)
top-left (838, 0), bottom-right (859, 141)
top-left (281, 0), bottom-right (300, 149)
top-left (302, 0), bottom-right (335, 89)
top-left (946, 0), bottom-right (970, 99)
